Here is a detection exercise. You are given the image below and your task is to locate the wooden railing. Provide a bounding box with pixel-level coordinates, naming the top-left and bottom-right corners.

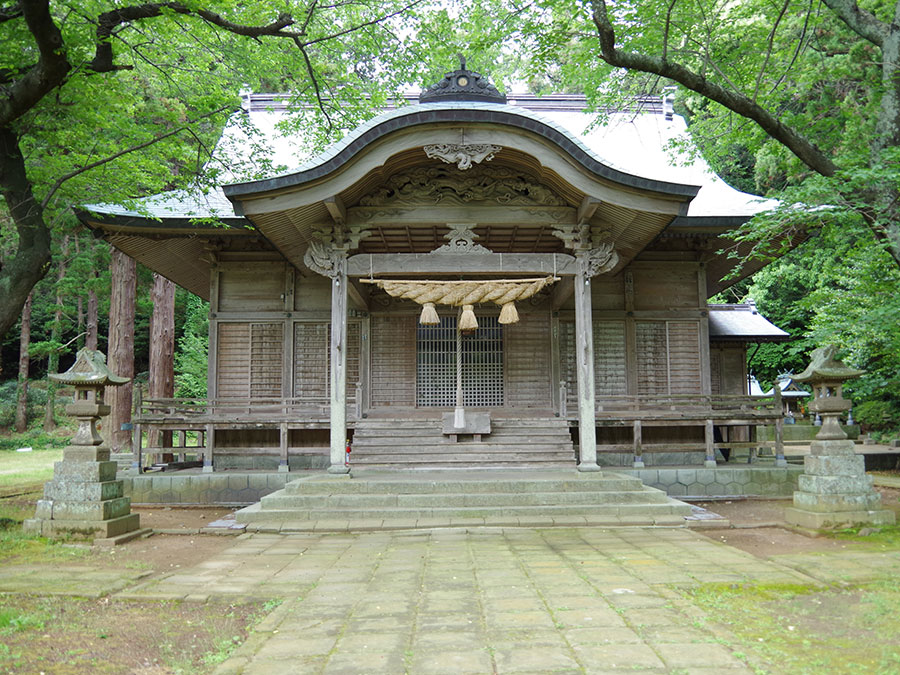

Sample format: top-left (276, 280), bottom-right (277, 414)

top-left (137, 396), bottom-right (332, 422)
top-left (595, 392), bottom-right (782, 418)
top-left (591, 390), bottom-right (785, 467)
top-left (132, 394), bottom-right (348, 472)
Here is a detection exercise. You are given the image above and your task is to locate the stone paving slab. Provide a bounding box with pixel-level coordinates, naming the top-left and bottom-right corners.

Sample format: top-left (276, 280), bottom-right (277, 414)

top-left (0, 565), bottom-right (151, 597)
top-left (102, 527), bottom-right (840, 674)
top-left (0, 524), bottom-right (867, 673)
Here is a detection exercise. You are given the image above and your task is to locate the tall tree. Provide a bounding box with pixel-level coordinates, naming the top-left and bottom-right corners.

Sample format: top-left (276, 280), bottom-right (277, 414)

top-left (516, 0), bottom-right (900, 267)
top-left (43, 234), bottom-right (69, 431)
top-left (0, 0), bottom-right (427, 340)
top-left (105, 249), bottom-right (136, 452)
top-left (148, 273), bottom-right (175, 451)
top-left (14, 291), bottom-right (32, 432)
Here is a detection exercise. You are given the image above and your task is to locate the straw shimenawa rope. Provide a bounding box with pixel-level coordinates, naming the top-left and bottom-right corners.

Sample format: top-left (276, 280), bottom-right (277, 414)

top-left (361, 277), bottom-right (559, 327)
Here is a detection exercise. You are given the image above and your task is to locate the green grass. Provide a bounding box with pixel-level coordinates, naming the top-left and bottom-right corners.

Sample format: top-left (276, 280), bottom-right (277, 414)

top-left (0, 605), bottom-right (49, 635)
top-left (0, 435), bottom-right (88, 564)
top-left (828, 524), bottom-right (900, 549)
top-left (0, 446), bottom-right (62, 491)
top-left (682, 581), bottom-right (900, 674)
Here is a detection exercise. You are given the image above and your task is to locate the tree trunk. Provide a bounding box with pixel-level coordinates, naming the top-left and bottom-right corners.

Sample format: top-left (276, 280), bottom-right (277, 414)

top-left (148, 273), bottom-right (176, 453)
top-left (43, 235), bottom-right (69, 432)
top-left (105, 248), bottom-right (136, 453)
top-left (0, 127), bottom-right (52, 340)
top-left (86, 279), bottom-right (99, 351)
top-left (15, 292), bottom-right (33, 433)
top-left (75, 237), bottom-right (84, 350)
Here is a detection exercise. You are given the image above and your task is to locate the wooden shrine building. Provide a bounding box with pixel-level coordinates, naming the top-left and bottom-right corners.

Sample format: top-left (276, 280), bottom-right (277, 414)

top-left (78, 64), bottom-right (791, 474)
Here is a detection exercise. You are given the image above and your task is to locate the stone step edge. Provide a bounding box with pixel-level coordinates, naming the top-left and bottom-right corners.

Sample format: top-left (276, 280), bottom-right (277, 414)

top-left (237, 503), bottom-right (692, 522)
top-left (264, 492), bottom-right (674, 508)
top-left (240, 514), bottom-right (688, 533)
top-left (281, 479), bottom-right (651, 495)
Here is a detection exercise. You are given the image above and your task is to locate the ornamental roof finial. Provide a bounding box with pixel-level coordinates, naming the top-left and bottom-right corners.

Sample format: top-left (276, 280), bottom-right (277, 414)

top-left (419, 57), bottom-right (506, 104)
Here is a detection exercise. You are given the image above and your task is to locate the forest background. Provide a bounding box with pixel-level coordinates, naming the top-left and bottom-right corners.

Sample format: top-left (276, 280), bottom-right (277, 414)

top-left (2, 0), bottom-right (899, 438)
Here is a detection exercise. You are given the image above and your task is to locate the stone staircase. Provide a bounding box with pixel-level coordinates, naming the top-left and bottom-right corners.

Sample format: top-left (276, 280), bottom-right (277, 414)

top-left (236, 469), bottom-right (693, 531)
top-left (348, 417), bottom-right (575, 468)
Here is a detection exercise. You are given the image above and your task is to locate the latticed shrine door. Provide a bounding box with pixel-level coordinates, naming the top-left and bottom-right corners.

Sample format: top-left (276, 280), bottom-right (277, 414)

top-left (416, 316), bottom-right (504, 407)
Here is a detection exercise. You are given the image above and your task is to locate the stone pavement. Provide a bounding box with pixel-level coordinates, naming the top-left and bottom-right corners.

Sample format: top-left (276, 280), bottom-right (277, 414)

top-left (115, 526), bottom-right (861, 674)
top-left (0, 564), bottom-right (151, 598)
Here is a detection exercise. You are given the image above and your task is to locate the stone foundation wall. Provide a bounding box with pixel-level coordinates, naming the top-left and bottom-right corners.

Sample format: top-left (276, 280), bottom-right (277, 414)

top-left (619, 466), bottom-right (802, 497)
top-left (122, 473), bottom-right (292, 505)
top-left (122, 465), bottom-right (804, 505)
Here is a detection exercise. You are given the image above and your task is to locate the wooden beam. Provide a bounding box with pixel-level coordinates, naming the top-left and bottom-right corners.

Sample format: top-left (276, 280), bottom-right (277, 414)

top-left (347, 252), bottom-right (577, 276)
top-left (324, 196), bottom-right (346, 224)
top-left (551, 277), bottom-right (575, 310)
top-left (347, 205), bottom-right (576, 226)
top-left (577, 197), bottom-right (601, 224)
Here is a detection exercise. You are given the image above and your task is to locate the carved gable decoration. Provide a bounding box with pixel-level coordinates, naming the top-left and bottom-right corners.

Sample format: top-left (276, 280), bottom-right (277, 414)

top-left (358, 165), bottom-right (567, 208)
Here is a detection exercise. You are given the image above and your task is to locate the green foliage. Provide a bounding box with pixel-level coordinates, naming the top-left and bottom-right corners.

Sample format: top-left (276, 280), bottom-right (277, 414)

top-left (728, 215), bottom-right (900, 421)
top-left (0, 433), bottom-right (68, 454)
top-left (0, 380), bottom-right (47, 429)
top-left (853, 401), bottom-right (900, 432)
top-left (174, 295), bottom-right (210, 398)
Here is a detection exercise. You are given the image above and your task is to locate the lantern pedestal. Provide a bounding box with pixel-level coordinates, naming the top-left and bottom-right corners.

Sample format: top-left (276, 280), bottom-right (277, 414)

top-left (784, 442), bottom-right (895, 529)
top-left (784, 346), bottom-right (895, 529)
top-left (23, 350), bottom-right (147, 544)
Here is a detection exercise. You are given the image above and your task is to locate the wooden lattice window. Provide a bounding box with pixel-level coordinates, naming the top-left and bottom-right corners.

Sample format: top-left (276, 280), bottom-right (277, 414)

top-left (216, 322), bottom-right (284, 398)
top-left (416, 316), bottom-right (504, 407)
top-left (559, 319), bottom-right (627, 402)
top-left (292, 321), bottom-right (360, 402)
top-left (594, 320), bottom-right (627, 396)
top-left (636, 320), bottom-right (701, 395)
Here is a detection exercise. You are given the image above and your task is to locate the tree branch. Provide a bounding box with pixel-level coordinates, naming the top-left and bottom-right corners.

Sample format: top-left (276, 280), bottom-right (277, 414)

top-left (589, 0), bottom-right (839, 177)
top-left (301, 0), bottom-right (425, 47)
top-left (753, 0), bottom-right (791, 101)
top-left (90, 3), bottom-right (296, 72)
top-left (40, 104), bottom-right (236, 209)
top-left (295, 40), bottom-right (333, 132)
top-left (0, 2), bottom-right (21, 23)
top-left (819, 0), bottom-right (888, 47)
top-left (0, 0), bottom-right (71, 127)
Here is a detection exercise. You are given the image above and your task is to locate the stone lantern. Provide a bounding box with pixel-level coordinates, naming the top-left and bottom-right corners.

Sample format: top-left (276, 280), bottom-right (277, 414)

top-left (24, 350), bottom-right (145, 543)
top-left (784, 345), bottom-right (894, 528)
top-left (798, 346), bottom-right (861, 448)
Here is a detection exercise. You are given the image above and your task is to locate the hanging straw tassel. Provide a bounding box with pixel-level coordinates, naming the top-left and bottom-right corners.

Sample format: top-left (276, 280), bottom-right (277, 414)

top-left (419, 302), bottom-right (440, 326)
top-left (459, 304), bottom-right (479, 332)
top-left (498, 301), bottom-right (519, 325)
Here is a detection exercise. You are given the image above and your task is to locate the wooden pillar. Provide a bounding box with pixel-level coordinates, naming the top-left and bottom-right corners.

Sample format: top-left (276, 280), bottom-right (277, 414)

top-left (279, 422), bottom-right (289, 473)
top-left (328, 256), bottom-right (350, 474)
top-left (574, 257), bottom-right (599, 472)
top-left (633, 420), bottom-right (643, 468)
top-left (704, 418), bottom-right (716, 467)
top-left (203, 423), bottom-right (214, 473)
top-left (131, 422), bottom-right (142, 474)
top-left (774, 387), bottom-right (786, 466)
top-left (131, 388), bottom-right (143, 473)
top-left (550, 313), bottom-right (561, 415)
top-left (359, 314), bottom-right (370, 417)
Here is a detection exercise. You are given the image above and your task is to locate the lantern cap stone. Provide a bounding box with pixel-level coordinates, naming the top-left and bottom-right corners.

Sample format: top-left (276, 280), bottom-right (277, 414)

top-left (793, 345), bottom-right (864, 383)
top-left (48, 349), bottom-right (130, 387)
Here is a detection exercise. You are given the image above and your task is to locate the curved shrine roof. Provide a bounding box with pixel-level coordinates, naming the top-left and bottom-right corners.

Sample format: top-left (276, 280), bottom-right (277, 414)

top-left (222, 101), bottom-right (702, 204)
